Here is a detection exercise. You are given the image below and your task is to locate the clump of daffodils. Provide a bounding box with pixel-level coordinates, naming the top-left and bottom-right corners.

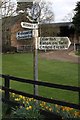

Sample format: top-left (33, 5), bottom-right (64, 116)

top-left (10, 93), bottom-right (44, 119)
top-left (10, 92), bottom-right (80, 119)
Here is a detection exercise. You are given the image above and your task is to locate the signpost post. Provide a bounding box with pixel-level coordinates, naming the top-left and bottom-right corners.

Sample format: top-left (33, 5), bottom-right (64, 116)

top-left (21, 2), bottom-right (41, 97)
top-left (31, 2), bottom-right (41, 97)
top-left (33, 27), bottom-right (38, 96)
top-left (21, 22), bottom-right (39, 97)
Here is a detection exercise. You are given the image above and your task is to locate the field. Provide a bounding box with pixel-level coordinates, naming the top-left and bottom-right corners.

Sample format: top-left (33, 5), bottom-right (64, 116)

top-left (2, 53), bottom-right (80, 104)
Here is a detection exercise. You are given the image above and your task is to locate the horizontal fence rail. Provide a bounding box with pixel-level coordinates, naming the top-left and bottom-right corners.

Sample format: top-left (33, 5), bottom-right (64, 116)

top-left (1, 74), bottom-right (80, 92)
top-left (0, 74), bottom-right (80, 110)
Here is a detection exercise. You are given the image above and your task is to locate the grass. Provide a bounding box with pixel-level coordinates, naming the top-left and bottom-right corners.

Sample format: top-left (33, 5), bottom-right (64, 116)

top-left (2, 53), bottom-right (80, 104)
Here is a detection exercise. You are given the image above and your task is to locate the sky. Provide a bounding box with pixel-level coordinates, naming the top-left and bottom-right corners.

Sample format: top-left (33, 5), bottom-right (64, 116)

top-left (13, 0), bottom-right (79, 22)
top-left (47, 0), bottom-right (79, 22)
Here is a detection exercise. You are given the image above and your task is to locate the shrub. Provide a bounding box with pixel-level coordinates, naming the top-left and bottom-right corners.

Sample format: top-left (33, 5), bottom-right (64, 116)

top-left (2, 45), bottom-right (17, 53)
top-left (75, 50), bottom-right (80, 56)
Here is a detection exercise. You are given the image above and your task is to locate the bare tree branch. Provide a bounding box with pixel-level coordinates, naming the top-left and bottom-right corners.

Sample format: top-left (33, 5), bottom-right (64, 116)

top-left (62, 10), bottom-right (75, 22)
top-left (39, 0), bottom-right (54, 23)
top-left (16, 0), bottom-right (54, 23)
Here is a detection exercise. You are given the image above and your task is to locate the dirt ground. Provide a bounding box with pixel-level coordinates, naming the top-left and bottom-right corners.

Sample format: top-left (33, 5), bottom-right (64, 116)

top-left (40, 46), bottom-right (80, 64)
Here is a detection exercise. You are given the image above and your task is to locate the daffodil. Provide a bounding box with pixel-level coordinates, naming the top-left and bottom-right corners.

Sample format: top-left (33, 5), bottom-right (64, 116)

top-left (12, 93), bottom-right (15, 97)
top-left (74, 112), bottom-right (80, 117)
top-left (19, 95), bottom-right (23, 99)
top-left (15, 98), bottom-right (20, 101)
top-left (0, 89), bottom-right (2, 92)
top-left (26, 107), bottom-right (29, 110)
top-left (28, 106), bottom-right (32, 110)
top-left (49, 108), bottom-right (52, 111)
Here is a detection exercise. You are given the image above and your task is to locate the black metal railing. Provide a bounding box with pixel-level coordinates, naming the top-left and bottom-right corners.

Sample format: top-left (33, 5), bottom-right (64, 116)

top-left (0, 74), bottom-right (80, 109)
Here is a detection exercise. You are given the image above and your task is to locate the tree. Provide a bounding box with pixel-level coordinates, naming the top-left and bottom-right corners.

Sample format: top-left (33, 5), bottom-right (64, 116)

top-left (16, 2), bottom-right (33, 13)
top-left (1, 0), bottom-right (16, 17)
top-left (16, 0), bottom-right (54, 23)
top-left (62, 10), bottom-right (75, 22)
top-left (1, 0), bottom-right (17, 48)
top-left (73, 2), bottom-right (80, 35)
top-left (38, 0), bottom-right (54, 23)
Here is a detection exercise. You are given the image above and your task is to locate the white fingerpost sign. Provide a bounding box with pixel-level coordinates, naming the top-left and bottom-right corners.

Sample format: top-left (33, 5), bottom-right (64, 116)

top-left (21, 22), bottom-right (38, 29)
top-left (16, 30), bottom-right (32, 40)
top-left (38, 37), bottom-right (71, 50)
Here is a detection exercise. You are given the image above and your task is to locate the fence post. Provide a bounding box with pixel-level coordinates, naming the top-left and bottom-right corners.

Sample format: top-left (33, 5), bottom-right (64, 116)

top-left (79, 92), bottom-right (80, 106)
top-left (4, 75), bottom-right (10, 100)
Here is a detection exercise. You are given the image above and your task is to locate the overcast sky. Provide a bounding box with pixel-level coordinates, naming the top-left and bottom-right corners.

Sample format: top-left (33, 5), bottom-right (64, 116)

top-left (47, 0), bottom-right (79, 22)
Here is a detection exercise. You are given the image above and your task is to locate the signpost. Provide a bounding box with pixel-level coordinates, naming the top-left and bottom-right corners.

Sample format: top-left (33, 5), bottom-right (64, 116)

top-left (38, 37), bottom-right (71, 51)
top-left (31, 2), bottom-right (41, 97)
top-left (21, 2), bottom-right (41, 98)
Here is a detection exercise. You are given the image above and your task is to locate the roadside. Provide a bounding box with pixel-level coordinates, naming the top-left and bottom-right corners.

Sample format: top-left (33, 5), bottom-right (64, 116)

top-left (40, 46), bottom-right (80, 64)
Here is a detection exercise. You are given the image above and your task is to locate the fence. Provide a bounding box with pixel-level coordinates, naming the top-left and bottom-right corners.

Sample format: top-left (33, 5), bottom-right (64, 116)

top-left (0, 74), bottom-right (80, 109)
top-left (17, 45), bottom-right (33, 52)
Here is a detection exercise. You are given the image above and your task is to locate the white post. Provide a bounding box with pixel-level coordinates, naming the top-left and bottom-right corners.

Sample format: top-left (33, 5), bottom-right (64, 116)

top-left (33, 28), bottom-right (38, 96)
top-left (74, 42), bottom-right (76, 51)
